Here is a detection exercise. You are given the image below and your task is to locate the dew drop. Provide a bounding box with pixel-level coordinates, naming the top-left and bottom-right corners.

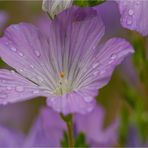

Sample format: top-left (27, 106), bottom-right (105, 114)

top-left (93, 63), bottom-right (99, 68)
top-left (34, 50), bottom-right (41, 57)
top-left (10, 70), bottom-right (15, 74)
top-left (19, 69), bottom-right (24, 72)
top-left (111, 54), bottom-right (117, 60)
top-left (100, 70), bottom-right (105, 75)
top-left (12, 25), bottom-right (19, 31)
top-left (10, 47), bottom-right (17, 52)
top-left (6, 86), bottom-right (12, 90)
top-left (30, 65), bottom-right (34, 68)
top-left (84, 96), bottom-right (92, 102)
top-left (127, 19), bottom-right (132, 25)
top-left (15, 86), bottom-right (24, 92)
top-left (32, 90), bottom-right (39, 94)
top-left (128, 9), bottom-right (134, 15)
top-left (108, 60), bottom-right (114, 65)
top-left (18, 52), bottom-right (24, 57)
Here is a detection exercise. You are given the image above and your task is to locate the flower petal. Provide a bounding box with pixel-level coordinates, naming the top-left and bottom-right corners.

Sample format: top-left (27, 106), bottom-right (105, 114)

top-left (0, 23), bottom-right (57, 94)
top-left (24, 107), bottom-right (66, 147)
top-left (47, 90), bottom-right (96, 115)
top-left (74, 105), bottom-right (119, 146)
top-left (115, 0), bottom-right (148, 36)
top-left (0, 125), bottom-right (24, 147)
top-left (42, 0), bottom-right (73, 19)
top-left (79, 38), bottom-right (134, 91)
top-left (0, 69), bottom-right (45, 105)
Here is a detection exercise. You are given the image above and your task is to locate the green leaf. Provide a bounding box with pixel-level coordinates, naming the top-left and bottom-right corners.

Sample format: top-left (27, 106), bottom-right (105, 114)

top-left (75, 133), bottom-right (89, 147)
top-left (74, 0), bottom-right (105, 7)
top-left (119, 108), bottom-right (130, 146)
top-left (61, 132), bottom-right (68, 148)
top-left (61, 132), bottom-right (89, 148)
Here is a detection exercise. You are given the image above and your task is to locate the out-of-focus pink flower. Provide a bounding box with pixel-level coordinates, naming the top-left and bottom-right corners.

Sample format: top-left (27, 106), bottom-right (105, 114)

top-left (0, 11), bottom-right (8, 31)
top-left (74, 105), bottom-right (119, 147)
top-left (114, 0), bottom-right (148, 36)
top-left (0, 125), bottom-right (24, 147)
top-left (0, 105), bottom-right (119, 147)
top-left (95, 0), bottom-right (122, 36)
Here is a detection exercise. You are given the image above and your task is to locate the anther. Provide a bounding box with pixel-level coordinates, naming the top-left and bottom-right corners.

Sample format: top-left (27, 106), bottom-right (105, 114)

top-left (60, 72), bottom-right (64, 78)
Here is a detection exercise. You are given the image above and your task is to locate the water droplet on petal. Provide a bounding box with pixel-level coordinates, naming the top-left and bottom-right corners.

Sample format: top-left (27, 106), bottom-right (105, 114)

top-left (100, 70), bottom-right (105, 75)
top-left (10, 47), bottom-right (17, 52)
top-left (84, 96), bottom-right (92, 102)
top-left (108, 60), bottom-right (114, 65)
top-left (127, 19), bottom-right (132, 25)
top-left (30, 65), bottom-right (34, 68)
top-left (12, 25), bottom-right (19, 31)
top-left (10, 70), bottom-right (15, 74)
top-left (93, 63), bottom-right (99, 68)
top-left (128, 9), bottom-right (134, 15)
top-left (32, 90), bottom-right (39, 94)
top-left (7, 86), bottom-right (12, 90)
top-left (34, 50), bottom-right (40, 57)
top-left (111, 54), bottom-right (117, 60)
top-left (19, 69), bottom-right (24, 72)
top-left (15, 86), bottom-right (24, 92)
top-left (18, 52), bottom-right (24, 57)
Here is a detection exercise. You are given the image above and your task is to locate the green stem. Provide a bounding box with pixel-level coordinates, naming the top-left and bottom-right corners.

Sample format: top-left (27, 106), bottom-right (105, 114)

top-left (60, 114), bottom-right (74, 148)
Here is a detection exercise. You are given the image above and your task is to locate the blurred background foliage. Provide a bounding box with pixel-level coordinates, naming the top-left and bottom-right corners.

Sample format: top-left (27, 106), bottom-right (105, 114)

top-left (0, 0), bottom-right (148, 147)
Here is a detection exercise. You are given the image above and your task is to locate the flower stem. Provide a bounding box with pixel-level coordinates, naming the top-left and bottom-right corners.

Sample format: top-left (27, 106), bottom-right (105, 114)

top-left (60, 113), bottom-right (74, 148)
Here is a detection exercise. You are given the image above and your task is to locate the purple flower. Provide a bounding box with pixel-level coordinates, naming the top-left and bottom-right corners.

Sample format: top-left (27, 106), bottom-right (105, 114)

top-left (126, 125), bottom-right (142, 147)
top-left (0, 105), bottom-right (119, 147)
top-left (74, 104), bottom-right (119, 147)
top-left (121, 56), bottom-right (140, 88)
top-left (0, 11), bottom-right (8, 31)
top-left (0, 7), bottom-right (134, 115)
top-left (95, 0), bottom-right (122, 36)
top-left (24, 107), bottom-right (66, 147)
top-left (114, 0), bottom-right (148, 36)
top-left (0, 126), bottom-right (24, 147)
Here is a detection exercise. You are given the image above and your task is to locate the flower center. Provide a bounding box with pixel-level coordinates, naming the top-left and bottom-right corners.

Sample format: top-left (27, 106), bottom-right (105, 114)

top-left (53, 72), bottom-right (71, 96)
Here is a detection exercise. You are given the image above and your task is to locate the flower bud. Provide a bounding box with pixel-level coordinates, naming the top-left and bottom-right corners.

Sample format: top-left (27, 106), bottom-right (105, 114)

top-left (42, 0), bottom-right (73, 19)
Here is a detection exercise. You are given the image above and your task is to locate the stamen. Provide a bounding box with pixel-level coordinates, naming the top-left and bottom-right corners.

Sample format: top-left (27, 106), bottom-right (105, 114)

top-left (60, 72), bottom-right (65, 78)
